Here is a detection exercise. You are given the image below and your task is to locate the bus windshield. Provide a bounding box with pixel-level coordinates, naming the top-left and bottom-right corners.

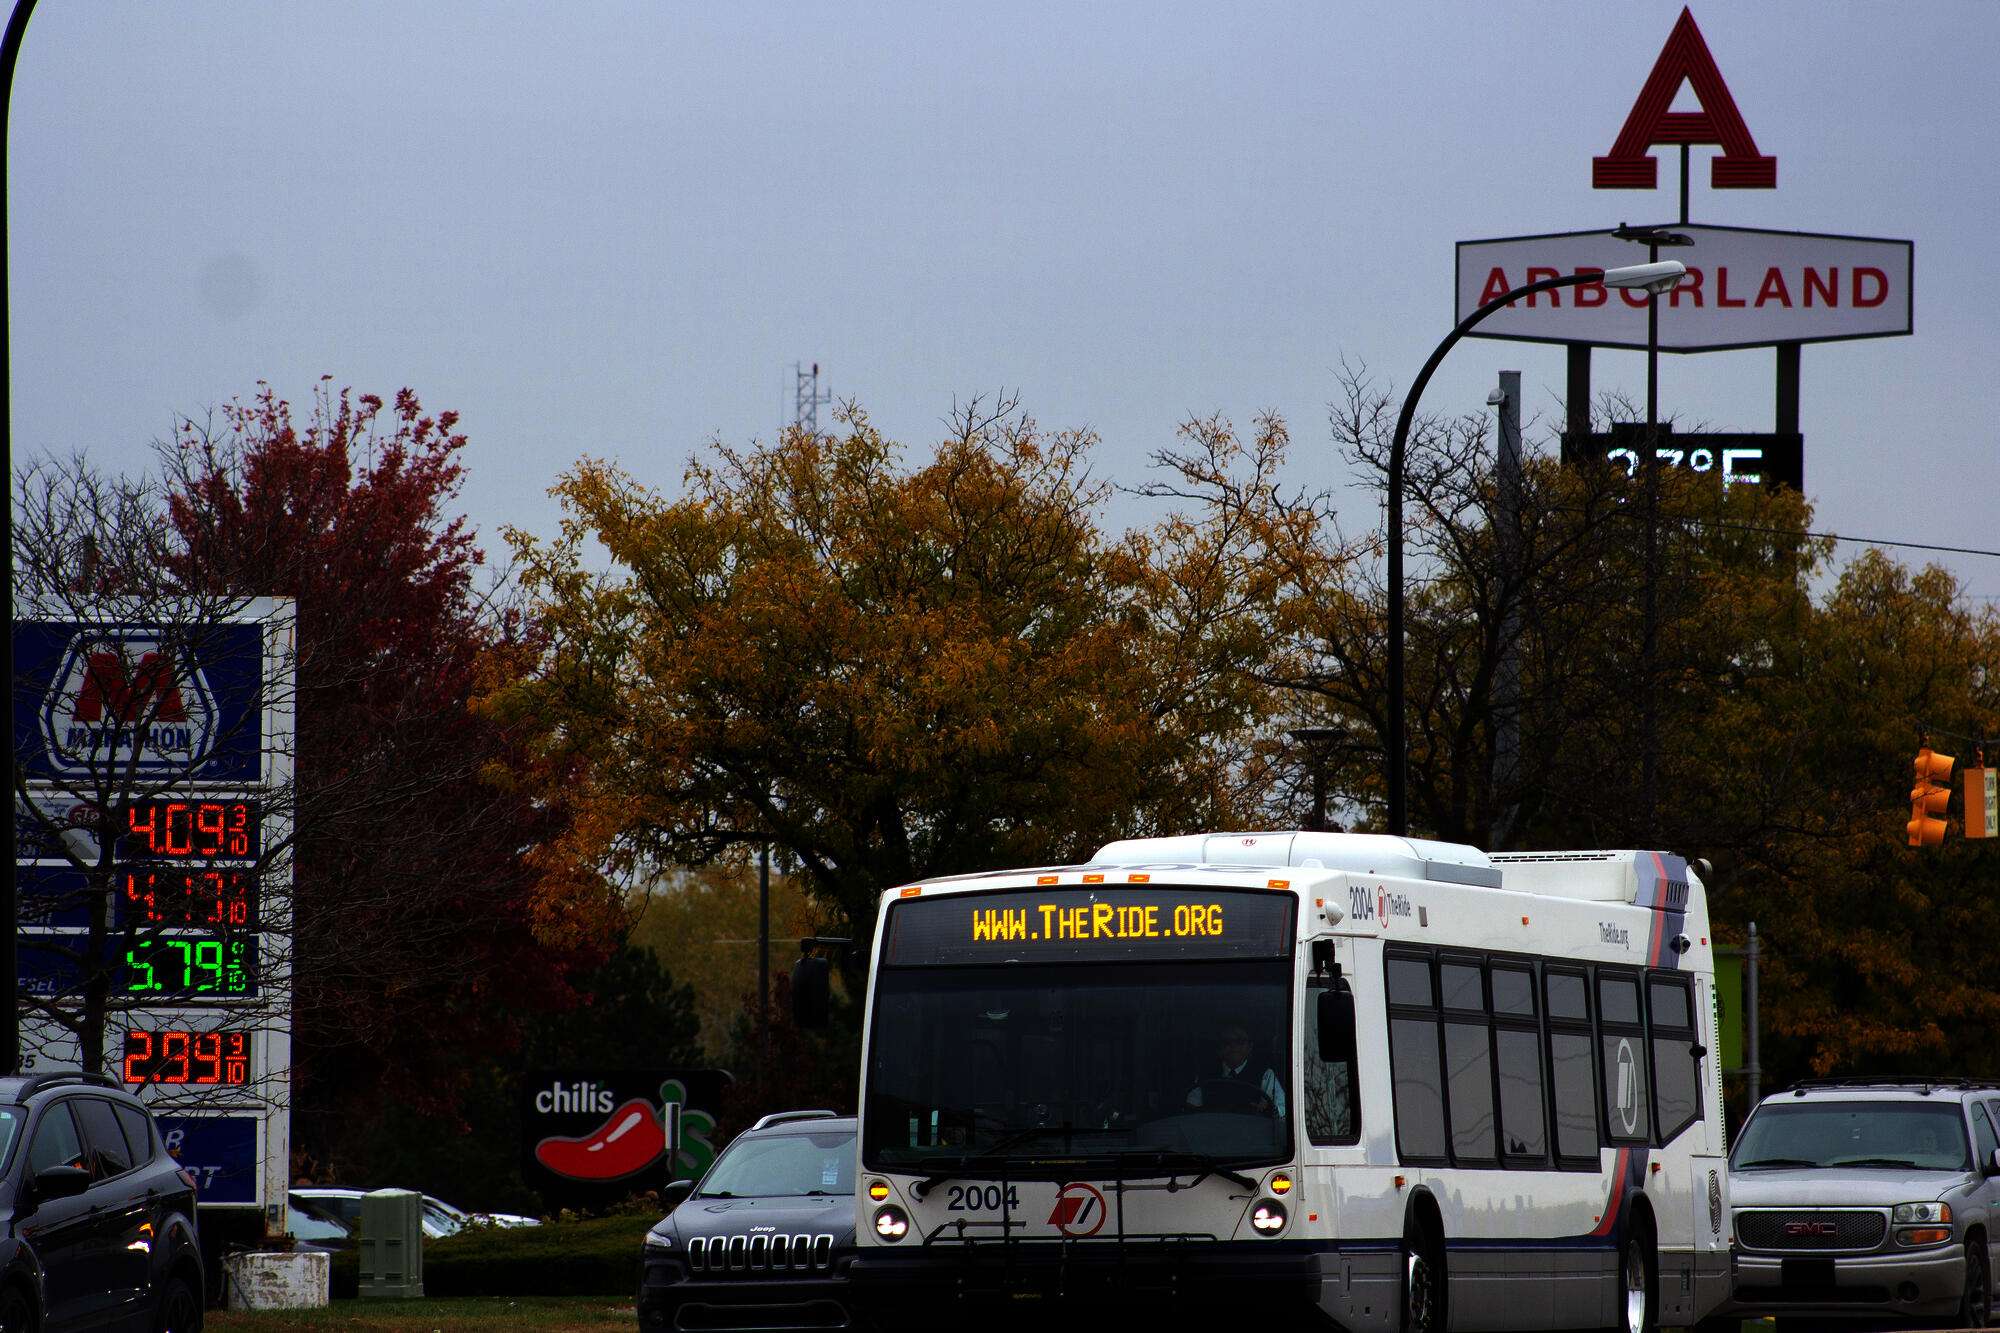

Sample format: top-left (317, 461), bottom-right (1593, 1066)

top-left (863, 958), bottom-right (1294, 1172)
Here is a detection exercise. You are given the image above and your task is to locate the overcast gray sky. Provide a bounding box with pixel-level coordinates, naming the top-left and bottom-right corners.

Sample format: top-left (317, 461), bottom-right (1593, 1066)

top-left (10, 1), bottom-right (1997, 605)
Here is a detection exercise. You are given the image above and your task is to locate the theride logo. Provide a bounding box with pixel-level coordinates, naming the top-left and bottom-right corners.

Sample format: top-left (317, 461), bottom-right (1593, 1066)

top-left (535, 1079), bottom-right (617, 1115)
top-left (38, 632), bottom-right (218, 777)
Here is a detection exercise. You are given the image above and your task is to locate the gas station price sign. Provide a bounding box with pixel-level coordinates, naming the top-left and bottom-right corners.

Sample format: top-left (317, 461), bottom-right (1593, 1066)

top-left (121, 865), bottom-right (257, 929)
top-left (123, 936), bottom-right (256, 998)
top-left (122, 1028), bottom-right (252, 1086)
top-left (120, 800), bottom-right (259, 860)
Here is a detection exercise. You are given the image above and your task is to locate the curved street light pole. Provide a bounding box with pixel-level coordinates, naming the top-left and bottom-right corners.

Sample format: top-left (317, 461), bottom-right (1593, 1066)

top-left (1384, 260), bottom-right (1685, 837)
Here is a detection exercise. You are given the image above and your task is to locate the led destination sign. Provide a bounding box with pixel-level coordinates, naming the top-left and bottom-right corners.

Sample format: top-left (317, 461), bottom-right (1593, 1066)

top-left (883, 887), bottom-right (1294, 966)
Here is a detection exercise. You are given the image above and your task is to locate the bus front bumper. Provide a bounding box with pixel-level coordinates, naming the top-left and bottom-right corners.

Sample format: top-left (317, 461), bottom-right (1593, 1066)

top-left (849, 1239), bottom-right (1327, 1329)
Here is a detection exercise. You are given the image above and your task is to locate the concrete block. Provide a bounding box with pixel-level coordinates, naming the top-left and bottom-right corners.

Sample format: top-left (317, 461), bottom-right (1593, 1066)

top-left (223, 1251), bottom-right (331, 1310)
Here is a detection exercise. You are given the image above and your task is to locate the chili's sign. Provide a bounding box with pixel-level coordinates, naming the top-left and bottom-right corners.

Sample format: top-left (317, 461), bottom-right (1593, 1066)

top-left (522, 1069), bottom-right (730, 1206)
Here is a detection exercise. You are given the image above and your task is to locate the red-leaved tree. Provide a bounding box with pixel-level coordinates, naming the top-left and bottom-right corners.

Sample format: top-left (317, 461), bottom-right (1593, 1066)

top-left (161, 379), bottom-right (621, 1157)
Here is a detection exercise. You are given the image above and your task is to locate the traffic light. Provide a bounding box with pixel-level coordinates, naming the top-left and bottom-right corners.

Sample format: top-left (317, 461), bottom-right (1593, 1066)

top-left (1907, 743), bottom-right (1954, 847)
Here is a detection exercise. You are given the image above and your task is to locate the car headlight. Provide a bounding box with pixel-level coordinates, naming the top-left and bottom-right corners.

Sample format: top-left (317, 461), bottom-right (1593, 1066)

top-left (643, 1228), bottom-right (676, 1251)
top-left (874, 1206), bottom-right (910, 1241)
top-left (1250, 1200), bottom-right (1287, 1234)
top-left (1893, 1202), bottom-right (1951, 1225)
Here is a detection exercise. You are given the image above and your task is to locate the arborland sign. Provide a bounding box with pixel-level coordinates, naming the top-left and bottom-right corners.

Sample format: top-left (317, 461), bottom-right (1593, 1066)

top-left (1457, 224), bottom-right (1913, 352)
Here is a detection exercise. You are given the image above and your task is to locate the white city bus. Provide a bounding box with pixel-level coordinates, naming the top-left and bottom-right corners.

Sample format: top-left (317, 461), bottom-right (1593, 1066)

top-left (844, 831), bottom-right (1731, 1332)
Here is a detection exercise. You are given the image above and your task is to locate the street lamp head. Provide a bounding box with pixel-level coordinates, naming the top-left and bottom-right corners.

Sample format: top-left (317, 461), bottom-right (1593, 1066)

top-left (1602, 260), bottom-right (1688, 295)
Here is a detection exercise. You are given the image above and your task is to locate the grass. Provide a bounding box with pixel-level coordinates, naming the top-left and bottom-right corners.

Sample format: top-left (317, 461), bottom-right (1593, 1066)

top-left (206, 1296), bottom-right (637, 1333)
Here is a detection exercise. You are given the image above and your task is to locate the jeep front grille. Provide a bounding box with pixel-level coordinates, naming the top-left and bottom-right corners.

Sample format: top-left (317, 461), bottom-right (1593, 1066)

top-left (685, 1233), bottom-right (837, 1275)
top-left (1737, 1209), bottom-right (1887, 1252)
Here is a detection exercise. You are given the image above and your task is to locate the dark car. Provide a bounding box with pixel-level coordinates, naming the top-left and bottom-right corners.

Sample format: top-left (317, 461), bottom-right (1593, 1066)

top-left (0, 1071), bottom-right (204, 1333)
top-left (639, 1111), bottom-right (855, 1333)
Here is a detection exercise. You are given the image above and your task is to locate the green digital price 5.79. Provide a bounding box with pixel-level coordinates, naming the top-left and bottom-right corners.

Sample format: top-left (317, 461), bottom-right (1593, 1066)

top-left (124, 937), bottom-right (256, 998)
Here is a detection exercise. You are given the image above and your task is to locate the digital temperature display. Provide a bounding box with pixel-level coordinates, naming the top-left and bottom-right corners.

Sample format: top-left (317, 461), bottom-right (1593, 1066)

top-left (123, 937), bottom-right (256, 998)
top-left (121, 866), bottom-right (258, 930)
top-left (122, 1029), bottom-right (252, 1085)
top-left (121, 800), bottom-right (259, 860)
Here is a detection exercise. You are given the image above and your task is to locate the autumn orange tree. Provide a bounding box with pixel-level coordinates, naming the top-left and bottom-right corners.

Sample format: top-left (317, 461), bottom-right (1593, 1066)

top-left (1701, 552), bottom-right (2000, 1079)
top-left (1285, 366), bottom-right (2000, 1081)
top-left (485, 397), bottom-right (1348, 954)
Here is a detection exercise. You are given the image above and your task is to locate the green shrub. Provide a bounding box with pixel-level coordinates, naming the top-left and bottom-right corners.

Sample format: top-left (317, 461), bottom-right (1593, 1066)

top-left (334, 1213), bottom-right (660, 1299)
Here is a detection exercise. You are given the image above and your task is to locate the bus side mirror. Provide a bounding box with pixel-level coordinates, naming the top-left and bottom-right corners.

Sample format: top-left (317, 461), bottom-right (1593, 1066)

top-left (1317, 986), bottom-right (1356, 1065)
top-left (792, 955), bottom-right (831, 1030)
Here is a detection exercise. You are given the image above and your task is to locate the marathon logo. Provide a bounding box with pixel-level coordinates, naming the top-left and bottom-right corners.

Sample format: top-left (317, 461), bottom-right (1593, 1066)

top-left (38, 633), bottom-right (219, 777)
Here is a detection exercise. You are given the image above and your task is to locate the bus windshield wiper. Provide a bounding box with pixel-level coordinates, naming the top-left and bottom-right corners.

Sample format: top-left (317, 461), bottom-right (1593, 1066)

top-left (912, 1139), bottom-right (1257, 1197)
top-left (912, 1126), bottom-right (1056, 1197)
top-left (1113, 1149), bottom-right (1255, 1192)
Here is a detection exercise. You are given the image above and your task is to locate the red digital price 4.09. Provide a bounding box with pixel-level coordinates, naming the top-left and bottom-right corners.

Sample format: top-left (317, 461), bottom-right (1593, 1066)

top-left (122, 800), bottom-right (259, 859)
top-left (122, 1029), bottom-right (251, 1085)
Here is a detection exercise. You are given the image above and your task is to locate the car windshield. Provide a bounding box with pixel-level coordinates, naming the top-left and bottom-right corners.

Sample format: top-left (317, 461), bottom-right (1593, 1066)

top-left (699, 1130), bottom-right (854, 1198)
top-left (1733, 1100), bottom-right (1972, 1171)
top-left (0, 1108), bottom-right (19, 1172)
top-left (863, 957), bottom-right (1295, 1172)
top-left (295, 1192), bottom-right (363, 1226)
top-left (288, 1204), bottom-right (352, 1243)
top-left (422, 1199), bottom-right (465, 1235)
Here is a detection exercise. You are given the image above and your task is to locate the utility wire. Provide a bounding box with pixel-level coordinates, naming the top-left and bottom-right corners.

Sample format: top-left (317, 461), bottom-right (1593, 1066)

top-left (1695, 521), bottom-right (2000, 561)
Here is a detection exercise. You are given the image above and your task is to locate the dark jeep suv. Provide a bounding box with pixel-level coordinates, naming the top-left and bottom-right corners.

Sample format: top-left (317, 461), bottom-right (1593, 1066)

top-left (0, 1072), bottom-right (204, 1333)
top-left (639, 1111), bottom-right (855, 1332)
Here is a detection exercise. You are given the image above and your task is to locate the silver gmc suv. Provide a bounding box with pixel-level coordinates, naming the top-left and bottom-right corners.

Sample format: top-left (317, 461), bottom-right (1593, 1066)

top-left (1723, 1078), bottom-right (2000, 1330)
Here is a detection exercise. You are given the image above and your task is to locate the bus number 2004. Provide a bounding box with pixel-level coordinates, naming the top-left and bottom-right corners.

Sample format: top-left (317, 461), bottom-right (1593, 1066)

top-left (946, 1184), bottom-right (1021, 1211)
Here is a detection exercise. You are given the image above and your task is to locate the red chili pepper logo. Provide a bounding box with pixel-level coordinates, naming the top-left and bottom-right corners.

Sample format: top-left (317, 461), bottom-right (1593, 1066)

top-left (534, 1097), bottom-right (667, 1181)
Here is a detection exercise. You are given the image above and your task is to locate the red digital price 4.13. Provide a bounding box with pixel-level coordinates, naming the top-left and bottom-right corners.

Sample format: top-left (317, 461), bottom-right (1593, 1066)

top-left (122, 1029), bottom-right (251, 1085)
top-left (121, 866), bottom-right (257, 929)
top-left (122, 800), bottom-right (259, 859)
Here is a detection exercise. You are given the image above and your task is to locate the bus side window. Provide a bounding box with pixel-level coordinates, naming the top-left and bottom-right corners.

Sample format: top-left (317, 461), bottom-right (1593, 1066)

top-left (1306, 984), bottom-right (1360, 1145)
top-left (1598, 970), bottom-right (1651, 1145)
top-left (1440, 958), bottom-right (1496, 1165)
top-left (1491, 963), bottom-right (1548, 1167)
top-left (1545, 966), bottom-right (1599, 1168)
top-left (1647, 972), bottom-right (1702, 1144)
top-left (1386, 950), bottom-right (1447, 1163)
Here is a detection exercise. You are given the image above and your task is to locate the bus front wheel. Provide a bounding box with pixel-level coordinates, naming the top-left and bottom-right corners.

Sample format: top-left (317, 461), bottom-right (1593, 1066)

top-left (1402, 1216), bottom-right (1445, 1333)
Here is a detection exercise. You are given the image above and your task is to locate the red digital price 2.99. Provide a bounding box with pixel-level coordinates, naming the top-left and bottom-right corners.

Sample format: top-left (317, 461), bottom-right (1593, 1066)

top-left (122, 801), bottom-right (259, 860)
top-left (122, 1029), bottom-right (251, 1085)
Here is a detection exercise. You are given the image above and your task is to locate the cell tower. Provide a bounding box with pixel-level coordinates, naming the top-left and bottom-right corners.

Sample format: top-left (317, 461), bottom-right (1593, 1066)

top-left (793, 361), bottom-right (831, 435)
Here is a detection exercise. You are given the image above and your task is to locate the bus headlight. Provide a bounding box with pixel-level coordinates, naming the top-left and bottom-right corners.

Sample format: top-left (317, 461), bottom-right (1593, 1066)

top-left (1893, 1202), bottom-right (1950, 1224)
top-left (1250, 1200), bottom-right (1288, 1234)
top-left (868, 1179), bottom-right (891, 1202)
top-left (874, 1205), bottom-right (910, 1241)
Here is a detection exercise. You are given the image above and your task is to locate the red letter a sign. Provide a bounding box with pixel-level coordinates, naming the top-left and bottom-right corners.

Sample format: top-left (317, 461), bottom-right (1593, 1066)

top-left (1593, 8), bottom-right (1776, 190)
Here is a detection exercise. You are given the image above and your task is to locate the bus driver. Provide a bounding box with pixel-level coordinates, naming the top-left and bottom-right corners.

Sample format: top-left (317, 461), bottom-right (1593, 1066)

top-left (1185, 1022), bottom-right (1285, 1117)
